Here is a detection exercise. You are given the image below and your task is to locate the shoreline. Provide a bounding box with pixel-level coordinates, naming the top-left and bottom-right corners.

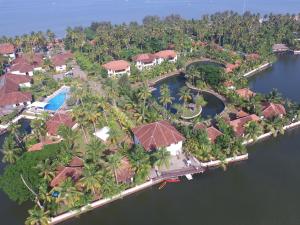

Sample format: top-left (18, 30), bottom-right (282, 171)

top-left (48, 118), bottom-right (300, 224)
top-left (242, 62), bottom-right (272, 78)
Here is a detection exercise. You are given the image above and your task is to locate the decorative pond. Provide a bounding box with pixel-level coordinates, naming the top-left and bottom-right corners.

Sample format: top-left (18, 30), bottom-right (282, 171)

top-left (152, 75), bottom-right (225, 119)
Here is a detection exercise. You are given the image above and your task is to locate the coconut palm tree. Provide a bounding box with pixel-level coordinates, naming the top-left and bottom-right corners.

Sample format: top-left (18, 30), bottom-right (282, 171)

top-left (58, 125), bottom-right (78, 151)
top-left (138, 84), bottom-right (152, 120)
top-left (25, 206), bottom-right (50, 225)
top-left (7, 123), bottom-right (22, 145)
top-left (178, 86), bottom-right (192, 107)
top-left (79, 164), bottom-right (102, 195)
top-left (159, 84), bottom-right (174, 118)
top-left (85, 138), bottom-right (106, 165)
top-left (1, 135), bottom-right (21, 164)
top-left (36, 159), bottom-right (55, 182)
top-left (153, 147), bottom-right (171, 169)
top-left (245, 121), bottom-right (263, 140)
top-left (107, 153), bottom-right (122, 184)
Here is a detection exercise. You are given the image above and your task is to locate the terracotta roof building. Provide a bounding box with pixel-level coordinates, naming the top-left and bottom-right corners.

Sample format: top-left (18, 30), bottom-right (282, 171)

top-left (206, 126), bottom-right (223, 143)
top-left (262, 102), bottom-right (286, 119)
top-left (50, 156), bottom-right (84, 187)
top-left (229, 114), bottom-right (260, 137)
top-left (0, 43), bottom-right (15, 59)
top-left (155, 50), bottom-right (177, 64)
top-left (235, 88), bottom-right (256, 100)
top-left (28, 139), bottom-right (60, 152)
top-left (116, 157), bottom-right (134, 184)
top-left (0, 73), bottom-right (32, 108)
top-left (51, 51), bottom-right (73, 72)
top-left (10, 53), bottom-right (44, 76)
top-left (46, 112), bottom-right (76, 136)
top-left (102, 60), bottom-right (131, 77)
top-left (133, 53), bottom-right (157, 71)
top-left (132, 121), bottom-right (185, 156)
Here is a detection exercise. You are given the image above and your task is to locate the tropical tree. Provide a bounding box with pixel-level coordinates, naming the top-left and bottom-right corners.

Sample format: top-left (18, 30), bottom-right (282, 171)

top-left (85, 138), bottom-right (106, 165)
top-left (79, 163), bottom-right (102, 195)
top-left (58, 125), bottom-right (78, 151)
top-left (25, 207), bottom-right (50, 225)
top-left (138, 84), bottom-right (152, 119)
top-left (153, 147), bottom-right (171, 169)
top-left (107, 153), bottom-right (122, 184)
top-left (245, 121), bottom-right (263, 140)
top-left (36, 159), bottom-right (55, 182)
top-left (178, 86), bottom-right (192, 107)
top-left (1, 134), bottom-right (22, 164)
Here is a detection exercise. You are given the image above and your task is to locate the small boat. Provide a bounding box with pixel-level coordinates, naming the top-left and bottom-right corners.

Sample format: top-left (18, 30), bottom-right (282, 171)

top-left (185, 174), bottom-right (193, 180)
top-left (165, 178), bottom-right (180, 183)
top-left (158, 181), bottom-right (167, 190)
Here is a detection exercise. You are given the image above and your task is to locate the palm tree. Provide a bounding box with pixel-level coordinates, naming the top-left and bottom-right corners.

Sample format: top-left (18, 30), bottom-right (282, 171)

top-left (153, 148), bottom-right (171, 169)
top-left (138, 84), bottom-right (152, 120)
top-left (79, 164), bottom-right (102, 195)
top-left (58, 125), bottom-right (78, 151)
top-left (245, 121), bottom-right (263, 140)
top-left (8, 123), bottom-right (22, 145)
top-left (25, 206), bottom-right (50, 225)
top-left (1, 135), bottom-right (21, 164)
top-left (85, 138), bottom-right (106, 165)
top-left (107, 153), bottom-right (122, 184)
top-left (178, 86), bottom-right (192, 107)
top-left (159, 84), bottom-right (174, 116)
top-left (31, 119), bottom-right (47, 142)
top-left (36, 159), bottom-right (55, 182)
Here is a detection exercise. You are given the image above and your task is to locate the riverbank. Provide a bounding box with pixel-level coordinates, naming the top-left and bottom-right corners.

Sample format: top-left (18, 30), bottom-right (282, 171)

top-left (242, 62), bottom-right (272, 78)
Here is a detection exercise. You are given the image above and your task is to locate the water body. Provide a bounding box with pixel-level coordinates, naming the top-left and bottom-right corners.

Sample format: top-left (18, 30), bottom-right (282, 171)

top-left (152, 74), bottom-right (225, 119)
top-left (249, 54), bottom-right (300, 102)
top-left (1, 0), bottom-right (300, 37)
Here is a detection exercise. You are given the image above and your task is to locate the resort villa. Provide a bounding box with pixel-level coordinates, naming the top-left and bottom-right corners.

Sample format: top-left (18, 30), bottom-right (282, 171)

top-left (102, 60), bottom-right (131, 77)
top-left (46, 111), bottom-right (76, 137)
top-left (154, 50), bottom-right (178, 65)
top-left (262, 102), bottom-right (286, 119)
top-left (132, 120), bottom-right (185, 156)
top-left (235, 88), bottom-right (256, 100)
top-left (0, 43), bottom-right (16, 60)
top-left (9, 53), bottom-right (44, 76)
top-left (115, 157), bottom-right (134, 184)
top-left (0, 73), bottom-right (32, 112)
top-left (51, 51), bottom-right (73, 72)
top-left (50, 156), bottom-right (84, 187)
top-left (133, 53), bottom-right (157, 71)
top-left (133, 50), bottom-right (178, 71)
top-left (229, 114), bottom-right (260, 137)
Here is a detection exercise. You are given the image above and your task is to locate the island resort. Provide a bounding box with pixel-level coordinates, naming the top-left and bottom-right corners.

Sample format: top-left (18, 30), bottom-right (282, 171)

top-left (0, 11), bottom-right (300, 225)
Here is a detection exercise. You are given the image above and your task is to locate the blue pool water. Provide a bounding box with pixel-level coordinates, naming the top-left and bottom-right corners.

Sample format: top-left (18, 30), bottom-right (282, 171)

top-left (44, 90), bottom-right (68, 111)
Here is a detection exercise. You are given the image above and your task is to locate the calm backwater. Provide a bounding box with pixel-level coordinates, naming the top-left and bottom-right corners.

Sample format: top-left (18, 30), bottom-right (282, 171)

top-left (1, 0), bottom-right (300, 37)
top-left (1, 52), bottom-right (300, 225)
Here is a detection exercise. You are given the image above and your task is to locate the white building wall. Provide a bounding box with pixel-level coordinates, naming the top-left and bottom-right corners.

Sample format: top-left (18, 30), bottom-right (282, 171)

top-left (19, 82), bottom-right (31, 88)
top-left (107, 66), bottom-right (131, 78)
top-left (11, 70), bottom-right (34, 76)
top-left (55, 65), bottom-right (67, 72)
top-left (166, 141), bottom-right (183, 156)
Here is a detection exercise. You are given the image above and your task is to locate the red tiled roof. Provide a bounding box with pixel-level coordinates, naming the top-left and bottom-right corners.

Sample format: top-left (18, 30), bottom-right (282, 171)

top-left (50, 167), bottom-right (82, 187)
top-left (236, 88), bottom-right (255, 100)
top-left (133, 53), bottom-right (157, 63)
top-left (51, 51), bottom-right (73, 66)
top-left (236, 110), bottom-right (250, 118)
top-left (103, 60), bottom-right (130, 71)
top-left (46, 112), bottom-right (76, 136)
top-left (262, 102), bottom-right (286, 119)
top-left (0, 91), bottom-right (32, 107)
top-left (194, 123), bottom-right (206, 130)
top-left (155, 50), bottom-right (177, 59)
top-left (13, 53), bottom-right (43, 67)
top-left (246, 53), bottom-right (260, 61)
top-left (28, 139), bottom-right (60, 152)
top-left (206, 126), bottom-right (223, 143)
top-left (69, 156), bottom-right (84, 167)
top-left (132, 121), bottom-right (185, 151)
top-left (229, 114), bottom-right (260, 136)
top-left (10, 63), bottom-right (34, 73)
top-left (116, 157), bottom-right (134, 183)
top-left (223, 80), bottom-right (235, 87)
top-left (0, 43), bottom-right (15, 54)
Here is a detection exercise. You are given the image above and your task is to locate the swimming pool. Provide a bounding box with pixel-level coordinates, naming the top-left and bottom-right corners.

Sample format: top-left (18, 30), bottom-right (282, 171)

top-left (44, 89), bottom-right (69, 111)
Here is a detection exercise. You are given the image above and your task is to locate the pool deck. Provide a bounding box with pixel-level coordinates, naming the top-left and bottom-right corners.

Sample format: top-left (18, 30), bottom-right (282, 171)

top-left (43, 85), bottom-right (70, 102)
